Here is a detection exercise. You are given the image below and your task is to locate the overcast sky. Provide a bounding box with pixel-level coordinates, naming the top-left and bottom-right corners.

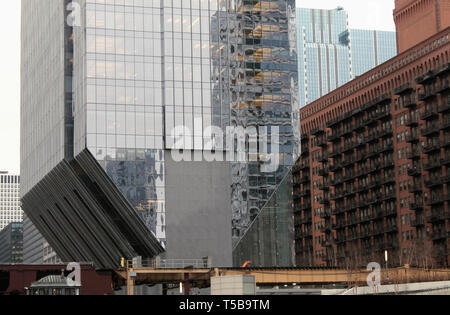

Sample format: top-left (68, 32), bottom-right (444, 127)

top-left (0, 1), bottom-right (396, 174)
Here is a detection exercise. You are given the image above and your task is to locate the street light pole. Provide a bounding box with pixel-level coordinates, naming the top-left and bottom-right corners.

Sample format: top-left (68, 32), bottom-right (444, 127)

top-left (385, 250), bottom-right (389, 282)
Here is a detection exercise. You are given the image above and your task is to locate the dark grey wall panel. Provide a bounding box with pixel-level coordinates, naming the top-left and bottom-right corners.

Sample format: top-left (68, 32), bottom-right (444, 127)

top-left (164, 151), bottom-right (233, 267)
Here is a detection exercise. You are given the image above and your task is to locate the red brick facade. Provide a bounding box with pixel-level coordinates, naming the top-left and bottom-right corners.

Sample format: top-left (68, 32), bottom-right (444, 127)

top-left (294, 28), bottom-right (450, 268)
top-left (394, 0), bottom-right (450, 53)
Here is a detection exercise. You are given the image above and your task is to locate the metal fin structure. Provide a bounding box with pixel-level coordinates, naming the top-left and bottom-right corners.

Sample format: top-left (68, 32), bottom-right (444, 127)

top-left (21, 149), bottom-right (165, 270)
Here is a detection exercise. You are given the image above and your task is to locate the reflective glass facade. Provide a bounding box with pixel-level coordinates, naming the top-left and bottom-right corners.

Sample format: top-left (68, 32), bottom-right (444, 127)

top-left (233, 171), bottom-right (295, 267)
top-left (72, 0), bottom-right (298, 261)
top-left (297, 7), bottom-right (397, 108)
top-left (22, 0), bottom-right (298, 267)
top-left (208, 1), bottom-right (298, 250)
top-left (350, 29), bottom-right (398, 77)
top-left (0, 222), bottom-right (23, 264)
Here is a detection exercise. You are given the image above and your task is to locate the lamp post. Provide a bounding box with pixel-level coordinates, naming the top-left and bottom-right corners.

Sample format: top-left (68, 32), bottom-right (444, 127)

top-left (385, 250), bottom-right (389, 283)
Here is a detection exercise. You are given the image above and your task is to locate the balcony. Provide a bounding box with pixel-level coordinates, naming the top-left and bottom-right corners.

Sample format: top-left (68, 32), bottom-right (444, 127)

top-left (421, 107), bottom-right (439, 120)
top-left (299, 161), bottom-right (310, 170)
top-left (297, 203), bottom-right (312, 212)
top-left (329, 163), bottom-right (341, 173)
top-left (418, 90), bottom-right (437, 102)
top-left (380, 142), bottom-right (394, 153)
top-left (318, 196), bottom-right (330, 205)
top-left (406, 134), bottom-right (420, 143)
top-left (381, 176), bottom-right (395, 185)
top-left (404, 98), bottom-right (418, 108)
top-left (299, 176), bottom-right (310, 184)
top-left (374, 111), bottom-right (391, 121)
top-left (319, 154), bottom-right (329, 163)
top-left (365, 133), bottom-right (379, 143)
top-left (327, 133), bottom-right (340, 142)
top-left (407, 167), bottom-right (422, 177)
top-left (341, 158), bottom-right (356, 168)
top-left (300, 148), bottom-right (309, 156)
top-left (318, 182), bottom-right (330, 191)
top-left (441, 156), bottom-right (450, 166)
top-left (407, 150), bottom-right (421, 160)
top-left (384, 225), bottom-right (399, 234)
top-left (381, 160), bottom-right (395, 169)
top-left (330, 192), bottom-right (344, 201)
top-left (367, 148), bottom-right (381, 159)
top-left (345, 202), bottom-right (358, 212)
top-left (300, 189), bottom-right (311, 197)
top-left (405, 117), bottom-right (419, 127)
top-left (424, 160), bottom-right (441, 171)
top-left (379, 127), bottom-right (394, 138)
top-left (382, 193), bottom-right (396, 201)
top-left (410, 202), bottom-right (424, 211)
top-left (331, 207), bottom-right (345, 216)
top-left (438, 100), bottom-right (450, 113)
top-left (320, 223), bottom-right (332, 233)
top-left (295, 216), bottom-right (313, 227)
top-left (320, 210), bottom-right (331, 219)
top-left (426, 211), bottom-right (450, 223)
top-left (425, 177), bottom-right (443, 188)
top-left (411, 217), bottom-right (425, 227)
top-left (421, 125), bottom-right (440, 137)
top-left (423, 144), bottom-right (441, 154)
top-left (366, 94), bottom-right (392, 108)
top-left (295, 231), bottom-right (313, 239)
top-left (436, 63), bottom-right (450, 76)
top-left (318, 167), bottom-right (329, 177)
top-left (416, 70), bottom-right (436, 84)
top-left (330, 148), bottom-right (343, 158)
top-left (368, 180), bottom-right (381, 190)
top-left (430, 230), bottom-right (449, 241)
top-left (316, 138), bottom-right (328, 147)
top-left (311, 128), bottom-right (325, 136)
top-left (440, 118), bottom-right (450, 131)
top-left (428, 195), bottom-right (444, 206)
top-left (394, 83), bottom-right (413, 95)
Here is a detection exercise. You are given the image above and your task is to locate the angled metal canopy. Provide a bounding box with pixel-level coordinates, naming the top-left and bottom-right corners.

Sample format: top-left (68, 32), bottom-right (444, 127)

top-left (21, 149), bottom-right (165, 270)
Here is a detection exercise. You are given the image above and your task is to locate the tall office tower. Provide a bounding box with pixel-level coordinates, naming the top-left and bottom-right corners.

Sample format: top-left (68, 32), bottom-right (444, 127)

top-left (21, 0), bottom-right (298, 269)
top-left (347, 29), bottom-right (398, 77)
top-left (0, 173), bottom-right (23, 231)
top-left (0, 222), bottom-right (23, 264)
top-left (296, 7), bottom-right (397, 108)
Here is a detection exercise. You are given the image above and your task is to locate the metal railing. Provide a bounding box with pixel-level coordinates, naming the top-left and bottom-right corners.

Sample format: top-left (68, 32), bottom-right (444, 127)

top-left (127, 257), bottom-right (213, 269)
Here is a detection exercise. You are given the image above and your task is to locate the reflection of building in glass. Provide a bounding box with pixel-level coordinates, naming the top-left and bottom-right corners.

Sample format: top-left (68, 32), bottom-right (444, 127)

top-left (21, 0), bottom-right (298, 269)
top-left (297, 7), bottom-right (397, 108)
top-left (210, 1), bottom-right (298, 266)
top-left (0, 222), bottom-right (23, 264)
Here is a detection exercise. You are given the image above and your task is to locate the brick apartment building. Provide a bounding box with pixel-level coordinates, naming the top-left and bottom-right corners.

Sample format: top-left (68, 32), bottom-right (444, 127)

top-left (294, 0), bottom-right (450, 268)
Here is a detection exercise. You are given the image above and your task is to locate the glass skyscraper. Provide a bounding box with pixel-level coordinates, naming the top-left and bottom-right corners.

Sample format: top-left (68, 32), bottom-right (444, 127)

top-left (349, 29), bottom-right (398, 77)
top-left (296, 7), bottom-right (397, 108)
top-left (21, 0), bottom-right (298, 268)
